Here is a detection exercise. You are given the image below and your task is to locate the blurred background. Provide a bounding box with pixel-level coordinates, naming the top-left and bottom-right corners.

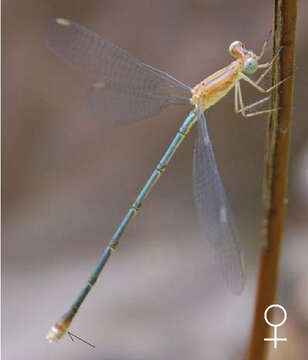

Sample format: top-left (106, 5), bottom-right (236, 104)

top-left (2, 1), bottom-right (307, 359)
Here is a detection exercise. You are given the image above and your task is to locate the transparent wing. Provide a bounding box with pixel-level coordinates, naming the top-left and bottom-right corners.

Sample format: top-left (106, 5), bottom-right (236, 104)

top-left (193, 112), bottom-right (246, 294)
top-left (46, 18), bottom-right (191, 124)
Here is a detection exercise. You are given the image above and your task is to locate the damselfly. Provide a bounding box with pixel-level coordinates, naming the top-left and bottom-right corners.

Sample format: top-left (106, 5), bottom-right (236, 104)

top-left (46, 18), bottom-right (286, 342)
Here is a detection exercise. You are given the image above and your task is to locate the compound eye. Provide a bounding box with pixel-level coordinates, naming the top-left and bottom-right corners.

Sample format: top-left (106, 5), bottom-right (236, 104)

top-left (244, 58), bottom-right (258, 74)
top-left (229, 41), bottom-right (243, 57)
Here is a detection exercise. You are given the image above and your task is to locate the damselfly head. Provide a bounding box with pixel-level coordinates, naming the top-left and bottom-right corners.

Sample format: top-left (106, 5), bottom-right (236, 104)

top-left (229, 41), bottom-right (259, 74)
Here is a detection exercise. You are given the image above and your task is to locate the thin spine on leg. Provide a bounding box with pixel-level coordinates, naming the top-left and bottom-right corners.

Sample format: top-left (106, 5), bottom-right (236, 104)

top-left (46, 110), bottom-right (197, 342)
top-left (241, 96), bottom-right (272, 112)
top-left (240, 73), bottom-right (291, 94)
top-left (257, 29), bottom-right (273, 59)
top-left (236, 82), bottom-right (280, 117)
top-left (256, 47), bottom-right (283, 85)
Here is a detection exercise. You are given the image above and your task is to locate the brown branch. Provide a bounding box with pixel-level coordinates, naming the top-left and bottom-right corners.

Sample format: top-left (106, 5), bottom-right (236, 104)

top-left (246, 1), bottom-right (297, 359)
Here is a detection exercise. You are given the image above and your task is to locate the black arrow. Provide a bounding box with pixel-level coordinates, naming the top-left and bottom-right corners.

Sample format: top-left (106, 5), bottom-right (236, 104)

top-left (67, 331), bottom-right (95, 348)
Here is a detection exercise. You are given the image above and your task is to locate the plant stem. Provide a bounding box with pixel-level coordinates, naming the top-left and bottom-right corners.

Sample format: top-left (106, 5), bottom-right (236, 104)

top-left (246, 1), bottom-right (297, 359)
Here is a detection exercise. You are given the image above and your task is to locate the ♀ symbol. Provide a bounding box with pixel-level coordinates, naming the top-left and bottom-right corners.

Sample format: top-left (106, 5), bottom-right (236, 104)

top-left (264, 304), bottom-right (288, 349)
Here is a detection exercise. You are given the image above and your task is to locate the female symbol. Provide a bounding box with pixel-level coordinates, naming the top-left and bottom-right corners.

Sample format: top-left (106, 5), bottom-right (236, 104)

top-left (264, 304), bottom-right (288, 349)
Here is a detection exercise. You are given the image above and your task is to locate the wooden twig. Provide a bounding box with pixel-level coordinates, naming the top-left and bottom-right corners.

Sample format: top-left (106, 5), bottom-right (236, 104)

top-left (246, 1), bottom-right (297, 359)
